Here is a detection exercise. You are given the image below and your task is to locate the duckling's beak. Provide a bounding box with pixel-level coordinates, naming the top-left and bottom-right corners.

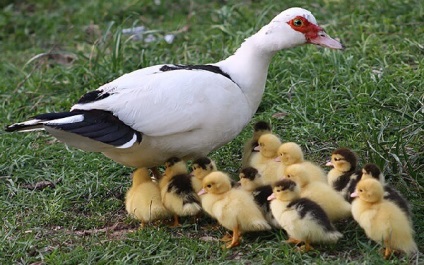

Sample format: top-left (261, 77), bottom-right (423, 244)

top-left (267, 193), bottom-right (276, 201)
top-left (350, 191), bottom-right (358, 198)
top-left (274, 156), bottom-right (281, 162)
top-left (325, 160), bottom-right (333, 166)
top-left (198, 188), bottom-right (207, 196)
top-left (254, 146), bottom-right (261, 151)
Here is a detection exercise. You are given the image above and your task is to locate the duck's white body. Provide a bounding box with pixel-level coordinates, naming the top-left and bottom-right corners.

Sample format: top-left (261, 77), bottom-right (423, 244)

top-left (6, 8), bottom-right (342, 168)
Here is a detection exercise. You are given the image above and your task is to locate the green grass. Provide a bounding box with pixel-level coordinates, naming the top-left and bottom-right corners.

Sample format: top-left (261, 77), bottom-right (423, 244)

top-left (1, 0), bottom-right (423, 264)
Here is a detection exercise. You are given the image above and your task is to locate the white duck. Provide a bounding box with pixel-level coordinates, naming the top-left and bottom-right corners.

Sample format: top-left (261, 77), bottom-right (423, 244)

top-left (5, 8), bottom-right (342, 172)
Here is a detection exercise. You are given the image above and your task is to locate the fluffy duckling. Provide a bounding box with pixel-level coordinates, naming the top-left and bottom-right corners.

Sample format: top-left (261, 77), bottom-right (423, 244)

top-left (239, 167), bottom-right (280, 228)
top-left (284, 164), bottom-right (351, 221)
top-left (125, 168), bottom-right (171, 227)
top-left (248, 133), bottom-right (282, 185)
top-left (276, 142), bottom-right (327, 183)
top-left (190, 156), bottom-right (217, 193)
top-left (160, 157), bottom-right (202, 226)
top-left (326, 148), bottom-right (362, 202)
top-left (351, 178), bottom-right (417, 259)
top-left (241, 121), bottom-right (272, 169)
top-left (268, 179), bottom-right (342, 252)
top-left (198, 171), bottom-right (271, 248)
top-left (361, 163), bottom-right (412, 218)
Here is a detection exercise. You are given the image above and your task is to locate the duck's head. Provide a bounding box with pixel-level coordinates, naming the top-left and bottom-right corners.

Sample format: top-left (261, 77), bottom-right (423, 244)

top-left (254, 7), bottom-right (343, 52)
top-left (164, 157), bottom-right (188, 176)
top-left (351, 178), bottom-right (384, 203)
top-left (361, 163), bottom-right (385, 185)
top-left (326, 148), bottom-right (357, 172)
top-left (198, 171), bottom-right (232, 195)
top-left (276, 142), bottom-right (303, 165)
top-left (283, 164), bottom-right (310, 187)
top-left (267, 179), bottom-right (300, 201)
top-left (238, 167), bottom-right (262, 191)
top-left (191, 157), bottom-right (217, 180)
top-left (255, 133), bottom-right (282, 158)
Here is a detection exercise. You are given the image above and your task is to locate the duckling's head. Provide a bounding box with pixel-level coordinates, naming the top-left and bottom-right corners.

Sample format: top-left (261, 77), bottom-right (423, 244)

top-left (277, 142), bottom-right (304, 166)
top-left (361, 163), bottom-right (385, 185)
top-left (268, 179), bottom-right (300, 201)
top-left (191, 157), bottom-right (217, 180)
top-left (164, 157), bottom-right (188, 176)
top-left (283, 164), bottom-right (310, 187)
top-left (256, 133), bottom-right (282, 158)
top-left (131, 168), bottom-right (152, 186)
top-left (328, 148), bottom-right (357, 172)
top-left (351, 178), bottom-right (384, 203)
top-left (198, 171), bottom-right (232, 195)
top-left (239, 167), bottom-right (262, 191)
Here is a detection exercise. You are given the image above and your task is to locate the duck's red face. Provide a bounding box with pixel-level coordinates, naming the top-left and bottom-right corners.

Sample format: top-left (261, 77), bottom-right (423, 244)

top-left (287, 16), bottom-right (343, 49)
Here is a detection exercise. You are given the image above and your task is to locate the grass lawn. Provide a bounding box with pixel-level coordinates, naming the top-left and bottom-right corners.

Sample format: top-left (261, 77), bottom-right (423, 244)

top-left (1, 0), bottom-right (423, 264)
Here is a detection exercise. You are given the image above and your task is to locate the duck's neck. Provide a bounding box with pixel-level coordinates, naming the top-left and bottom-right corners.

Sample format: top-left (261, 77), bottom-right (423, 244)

top-left (216, 34), bottom-right (276, 116)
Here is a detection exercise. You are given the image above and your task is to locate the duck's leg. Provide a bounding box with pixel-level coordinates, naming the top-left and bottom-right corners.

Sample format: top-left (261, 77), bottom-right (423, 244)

top-left (139, 221), bottom-right (146, 229)
top-left (220, 232), bottom-right (233, 242)
top-left (170, 214), bottom-right (181, 227)
top-left (286, 237), bottom-right (302, 245)
top-left (299, 240), bottom-right (314, 252)
top-left (226, 225), bottom-right (240, 248)
top-left (383, 238), bottom-right (394, 259)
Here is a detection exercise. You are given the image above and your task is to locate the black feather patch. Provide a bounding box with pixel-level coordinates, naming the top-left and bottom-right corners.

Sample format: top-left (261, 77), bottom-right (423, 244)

top-left (45, 110), bottom-right (141, 147)
top-left (332, 148), bottom-right (358, 169)
top-left (77, 90), bottom-right (111, 104)
top-left (384, 186), bottom-right (411, 217)
top-left (287, 198), bottom-right (336, 232)
top-left (240, 167), bottom-right (259, 180)
top-left (253, 185), bottom-right (273, 211)
top-left (254, 121), bottom-right (271, 132)
top-left (159, 64), bottom-right (236, 85)
top-left (165, 157), bottom-right (182, 167)
top-left (168, 174), bottom-right (200, 205)
top-left (363, 164), bottom-right (381, 179)
top-left (333, 171), bottom-right (356, 191)
top-left (192, 157), bottom-right (212, 170)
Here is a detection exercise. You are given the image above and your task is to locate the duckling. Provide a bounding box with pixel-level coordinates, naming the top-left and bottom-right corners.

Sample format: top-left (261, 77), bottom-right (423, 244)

top-left (284, 164), bottom-right (351, 221)
top-left (248, 133), bottom-right (282, 185)
top-left (351, 178), bottom-right (417, 259)
top-left (125, 168), bottom-right (171, 227)
top-left (239, 167), bottom-right (280, 228)
top-left (326, 148), bottom-right (362, 202)
top-left (360, 163), bottom-right (412, 218)
top-left (268, 179), bottom-right (342, 252)
top-left (198, 171), bottom-right (271, 248)
top-left (241, 121), bottom-right (272, 169)
top-left (190, 156), bottom-right (217, 193)
top-left (276, 142), bottom-right (327, 183)
top-left (160, 157), bottom-right (202, 226)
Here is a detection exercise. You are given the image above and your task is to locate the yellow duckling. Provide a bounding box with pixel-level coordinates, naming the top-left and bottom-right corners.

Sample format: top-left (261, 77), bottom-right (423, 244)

top-left (238, 167), bottom-right (280, 228)
top-left (351, 178), bottom-right (417, 259)
top-left (360, 163), bottom-right (411, 218)
top-left (276, 142), bottom-right (327, 183)
top-left (241, 121), bottom-right (272, 169)
top-left (248, 133), bottom-right (281, 185)
top-left (268, 179), bottom-right (342, 252)
top-left (326, 148), bottom-right (361, 202)
top-left (160, 157), bottom-right (202, 226)
top-left (284, 164), bottom-right (351, 221)
top-left (190, 156), bottom-right (217, 193)
top-left (125, 168), bottom-right (171, 227)
top-left (198, 171), bottom-right (271, 248)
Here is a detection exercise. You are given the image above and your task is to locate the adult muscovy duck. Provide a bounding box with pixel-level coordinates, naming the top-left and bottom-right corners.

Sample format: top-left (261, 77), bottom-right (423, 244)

top-left (6, 7), bottom-right (343, 170)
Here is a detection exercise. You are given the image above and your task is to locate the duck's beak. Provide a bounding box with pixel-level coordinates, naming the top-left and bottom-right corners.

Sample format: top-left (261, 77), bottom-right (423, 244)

top-left (267, 193), bottom-right (276, 201)
top-left (309, 31), bottom-right (344, 50)
top-left (198, 188), bottom-right (207, 196)
top-left (325, 160), bottom-right (333, 166)
top-left (350, 191), bottom-right (358, 198)
top-left (254, 145), bottom-right (261, 151)
top-left (274, 156), bottom-right (281, 162)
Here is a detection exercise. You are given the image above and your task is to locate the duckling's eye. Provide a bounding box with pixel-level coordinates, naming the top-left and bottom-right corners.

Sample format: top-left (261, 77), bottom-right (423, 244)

top-left (206, 184), bottom-right (212, 188)
top-left (292, 19), bottom-right (303, 27)
top-left (286, 174), bottom-right (291, 178)
top-left (359, 189), bottom-right (363, 192)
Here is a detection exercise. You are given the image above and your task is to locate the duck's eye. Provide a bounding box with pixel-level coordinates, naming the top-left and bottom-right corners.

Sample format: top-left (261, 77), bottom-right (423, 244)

top-left (206, 184), bottom-right (212, 188)
top-left (276, 189), bottom-right (280, 193)
top-left (359, 189), bottom-right (363, 192)
top-left (293, 19), bottom-right (303, 27)
top-left (286, 174), bottom-right (291, 178)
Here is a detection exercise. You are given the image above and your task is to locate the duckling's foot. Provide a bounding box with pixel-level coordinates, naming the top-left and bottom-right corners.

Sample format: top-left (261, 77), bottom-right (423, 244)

top-left (286, 237), bottom-right (302, 245)
top-left (225, 226), bottom-right (241, 249)
top-left (383, 247), bottom-right (394, 259)
top-left (220, 232), bottom-right (233, 242)
top-left (169, 215), bottom-right (181, 227)
top-left (138, 222), bottom-right (146, 230)
top-left (297, 241), bottom-right (314, 252)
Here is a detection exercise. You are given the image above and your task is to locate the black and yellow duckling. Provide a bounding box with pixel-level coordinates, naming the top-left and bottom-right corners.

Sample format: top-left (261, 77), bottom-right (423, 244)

top-left (241, 121), bottom-right (272, 169)
top-left (190, 156), bottom-right (217, 193)
top-left (159, 157), bottom-right (202, 227)
top-left (268, 179), bottom-right (342, 252)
